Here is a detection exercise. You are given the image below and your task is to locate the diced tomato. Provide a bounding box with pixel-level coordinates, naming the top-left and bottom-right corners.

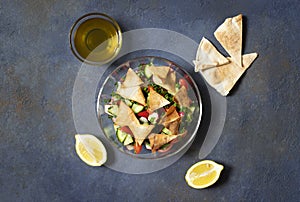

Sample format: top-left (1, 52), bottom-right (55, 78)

top-left (137, 110), bottom-right (149, 118)
top-left (179, 78), bottom-right (188, 89)
top-left (119, 126), bottom-right (133, 135)
top-left (134, 142), bottom-right (142, 154)
top-left (148, 85), bottom-right (154, 91)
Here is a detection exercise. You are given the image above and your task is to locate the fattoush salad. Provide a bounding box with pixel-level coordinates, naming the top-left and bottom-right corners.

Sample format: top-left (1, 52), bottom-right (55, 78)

top-left (104, 64), bottom-right (198, 154)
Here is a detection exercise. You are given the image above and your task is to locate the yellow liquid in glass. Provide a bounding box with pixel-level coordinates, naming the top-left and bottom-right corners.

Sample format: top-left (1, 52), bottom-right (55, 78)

top-left (74, 18), bottom-right (119, 63)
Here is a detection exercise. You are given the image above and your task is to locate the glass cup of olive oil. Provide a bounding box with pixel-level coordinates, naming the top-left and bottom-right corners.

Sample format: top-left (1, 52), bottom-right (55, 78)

top-left (70, 13), bottom-right (122, 65)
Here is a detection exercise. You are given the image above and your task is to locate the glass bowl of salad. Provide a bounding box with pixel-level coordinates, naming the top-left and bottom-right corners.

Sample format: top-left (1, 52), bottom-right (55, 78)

top-left (97, 56), bottom-right (202, 159)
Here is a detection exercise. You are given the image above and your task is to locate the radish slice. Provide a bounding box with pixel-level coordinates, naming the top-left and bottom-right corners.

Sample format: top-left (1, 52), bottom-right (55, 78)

top-left (148, 112), bottom-right (159, 124)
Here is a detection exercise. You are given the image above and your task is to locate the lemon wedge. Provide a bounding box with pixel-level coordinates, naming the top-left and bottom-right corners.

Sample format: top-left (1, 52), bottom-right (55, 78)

top-left (185, 160), bottom-right (224, 189)
top-left (75, 134), bottom-right (107, 166)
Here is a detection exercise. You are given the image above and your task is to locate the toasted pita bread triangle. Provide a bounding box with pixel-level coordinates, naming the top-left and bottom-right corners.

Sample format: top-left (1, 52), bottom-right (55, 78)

top-left (147, 87), bottom-right (170, 112)
top-left (165, 119), bottom-right (181, 135)
top-left (148, 65), bottom-right (170, 79)
top-left (122, 68), bottom-right (144, 87)
top-left (153, 71), bottom-right (177, 95)
top-left (115, 101), bottom-right (139, 127)
top-left (214, 14), bottom-right (243, 67)
top-left (152, 74), bottom-right (164, 86)
top-left (129, 124), bottom-right (155, 145)
top-left (174, 86), bottom-right (191, 108)
top-left (194, 37), bottom-right (229, 71)
top-left (115, 101), bottom-right (154, 145)
top-left (159, 105), bottom-right (180, 126)
top-left (163, 71), bottom-right (177, 95)
top-left (116, 85), bottom-right (146, 105)
top-left (200, 53), bottom-right (258, 96)
top-left (148, 133), bottom-right (177, 151)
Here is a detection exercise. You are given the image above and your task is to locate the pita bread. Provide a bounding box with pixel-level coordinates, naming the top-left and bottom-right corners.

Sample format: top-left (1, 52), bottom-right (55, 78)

top-left (200, 53), bottom-right (258, 96)
top-left (116, 85), bottom-right (146, 105)
top-left (122, 68), bottom-right (144, 87)
top-left (153, 71), bottom-right (177, 95)
top-left (148, 65), bottom-right (170, 79)
top-left (214, 14), bottom-right (243, 67)
top-left (163, 71), bottom-right (177, 95)
top-left (147, 87), bottom-right (170, 112)
top-left (115, 101), bottom-right (139, 127)
top-left (152, 74), bottom-right (164, 86)
top-left (148, 133), bottom-right (177, 151)
top-left (194, 37), bottom-right (229, 71)
top-left (129, 124), bottom-right (155, 145)
top-left (115, 101), bottom-right (154, 145)
top-left (159, 106), bottom-right (180, 126)
top-left (174, 86), bottom-right (191, 108)
top-left (165, 119), bottom-right (181, 135)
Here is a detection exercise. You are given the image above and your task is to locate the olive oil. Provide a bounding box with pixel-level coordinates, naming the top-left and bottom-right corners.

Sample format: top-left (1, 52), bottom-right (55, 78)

top-left (73, 17), bottom-right (120, 63)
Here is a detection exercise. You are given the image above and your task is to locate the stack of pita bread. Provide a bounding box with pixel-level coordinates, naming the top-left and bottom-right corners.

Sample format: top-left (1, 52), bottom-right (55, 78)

top-left (194, 14), bottom-right (258, 96)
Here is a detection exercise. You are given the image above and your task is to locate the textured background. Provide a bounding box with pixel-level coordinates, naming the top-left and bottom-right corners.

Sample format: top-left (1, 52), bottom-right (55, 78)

top-left (1, 0), bottom-right (299, 201)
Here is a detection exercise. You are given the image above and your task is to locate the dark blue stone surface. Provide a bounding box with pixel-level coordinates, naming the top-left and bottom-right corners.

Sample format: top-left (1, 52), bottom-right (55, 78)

top-left (1, 0), bottom-right (299, 201)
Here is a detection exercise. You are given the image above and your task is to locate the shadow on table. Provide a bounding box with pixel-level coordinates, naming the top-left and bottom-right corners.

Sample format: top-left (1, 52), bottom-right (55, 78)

top-left (211, 162), bottom-right (232, 188)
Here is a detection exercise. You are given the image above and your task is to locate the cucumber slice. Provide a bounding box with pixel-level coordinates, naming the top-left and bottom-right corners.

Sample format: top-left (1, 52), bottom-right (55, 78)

top-left (109, 105), bottom-right (118, 116)
top-left (124, 99), bottom-right (133, 107)
top-left (116, 129), bottom-right (127, 143)
top-left (123, 135), bottom-right (134, 145)
top-left (104, 105), bottom-right (118, 116)
top-left (162, 127), bottom-right (172, 135)
top-left (132, 103), bottom-right (144, 113)
top-left (144, 65), bottom-right (153, 78)
top-left (113, 124), bottom-right (120, 132)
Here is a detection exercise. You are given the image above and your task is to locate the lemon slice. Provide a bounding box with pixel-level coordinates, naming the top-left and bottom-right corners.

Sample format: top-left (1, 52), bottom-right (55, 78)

top-left (185, 160), bottom-right (224, 189)
top-left (75, 134), bottom-right (107, 166)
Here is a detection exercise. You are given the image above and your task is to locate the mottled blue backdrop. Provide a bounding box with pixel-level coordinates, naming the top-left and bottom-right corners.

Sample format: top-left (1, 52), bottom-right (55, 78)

top-left (0, 0), bottom-right (299, 201)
